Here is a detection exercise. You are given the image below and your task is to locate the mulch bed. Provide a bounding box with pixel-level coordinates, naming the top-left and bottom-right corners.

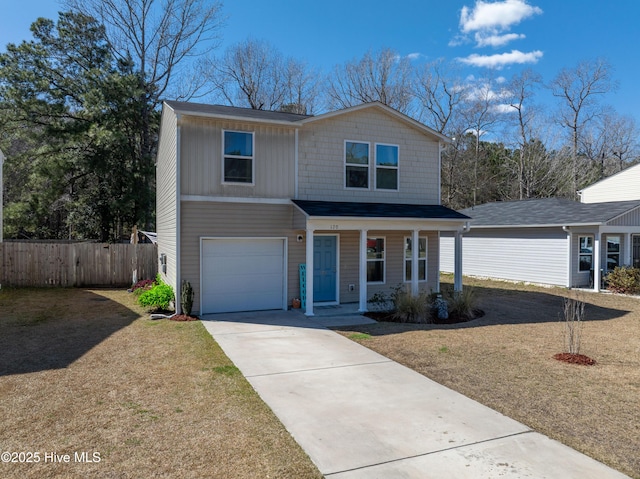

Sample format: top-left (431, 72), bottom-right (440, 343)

top-left (552, 353), bottom-right (596, 366)
top-left (365, 309), bottom-right (484, 325)
top-left (169, 314), bottom-right (199, 322)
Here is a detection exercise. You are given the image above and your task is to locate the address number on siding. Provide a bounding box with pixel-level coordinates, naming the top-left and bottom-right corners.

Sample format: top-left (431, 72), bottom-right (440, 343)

top-left (330, 225), bottom-right (339, 230)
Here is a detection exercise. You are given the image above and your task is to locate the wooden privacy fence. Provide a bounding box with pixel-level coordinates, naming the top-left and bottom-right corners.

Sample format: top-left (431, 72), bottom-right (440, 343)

top-left (0, 242), bottom-right (157, 287)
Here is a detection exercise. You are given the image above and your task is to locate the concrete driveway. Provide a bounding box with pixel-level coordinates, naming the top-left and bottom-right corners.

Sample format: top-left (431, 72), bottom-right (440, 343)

top-left (201, 309), bottom-right (629, 478)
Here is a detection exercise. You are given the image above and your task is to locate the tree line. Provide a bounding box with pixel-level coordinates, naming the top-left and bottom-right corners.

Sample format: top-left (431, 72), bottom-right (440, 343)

top-left (1, 1), bottom-right (638, 241)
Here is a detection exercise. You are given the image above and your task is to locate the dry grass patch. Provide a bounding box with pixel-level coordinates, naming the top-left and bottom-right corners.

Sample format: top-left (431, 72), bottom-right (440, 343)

top-left (0, 288), bottom-right (321, 479)
top-left (338, 277), bottom-right (640, 478)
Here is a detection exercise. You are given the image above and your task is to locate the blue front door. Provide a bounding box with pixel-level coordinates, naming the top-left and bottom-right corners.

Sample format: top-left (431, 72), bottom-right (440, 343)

top-left (313, 236), bottom-right (337, 302)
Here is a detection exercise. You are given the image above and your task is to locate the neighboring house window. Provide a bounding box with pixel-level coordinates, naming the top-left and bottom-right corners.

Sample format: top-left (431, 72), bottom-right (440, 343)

top-left (578, 236), bottom-right (593, 272)
top-left (223, 130), bottom-right (254, 183)
top-left (345, 141), bottom-right (369, 188)
top-left (404, 236), bottom-right (427, 282)
top-left (375, 144), bottom-right (399, 190)
top-left (367, 237), bottom-right (385, 283)
top-left (606, 235), bottom-right (621, 271)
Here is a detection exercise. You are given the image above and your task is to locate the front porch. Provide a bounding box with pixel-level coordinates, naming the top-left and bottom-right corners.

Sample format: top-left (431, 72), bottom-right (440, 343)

top-left (292, 200), bottom-right (470, 316)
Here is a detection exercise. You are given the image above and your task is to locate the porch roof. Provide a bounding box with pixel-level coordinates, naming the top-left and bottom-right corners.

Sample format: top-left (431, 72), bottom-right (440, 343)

top-left (292, 200), bottom-right (470, 221)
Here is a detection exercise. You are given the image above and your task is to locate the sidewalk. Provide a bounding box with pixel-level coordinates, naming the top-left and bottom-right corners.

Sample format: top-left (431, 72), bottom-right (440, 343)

top-left (201, 310), bottom-right (629, 478)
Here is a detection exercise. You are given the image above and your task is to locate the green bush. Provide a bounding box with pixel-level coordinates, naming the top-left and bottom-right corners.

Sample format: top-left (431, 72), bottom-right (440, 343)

top-left (138, 276), bottom-right (175, 311)
top-left (606, 267), bottom-right (640, 295)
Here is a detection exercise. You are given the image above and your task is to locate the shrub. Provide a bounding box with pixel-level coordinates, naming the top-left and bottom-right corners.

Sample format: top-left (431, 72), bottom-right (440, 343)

top-left (138, 276), bottom-right (175, 311)
top-left (606, 266), bottom-right (640, 295)
top-left (131, 278), bottom-right (154, 296)
top-left (392, 289), bottom-right (431, 323)
top-left (181, 280), bottom-right (194, 316)
top-left (445, 287), bottom-right (477, 321)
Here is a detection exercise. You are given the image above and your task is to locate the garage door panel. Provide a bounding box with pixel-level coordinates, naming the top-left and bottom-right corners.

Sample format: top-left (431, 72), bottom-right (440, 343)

top-left (201, 239), bottom-right (286, 314)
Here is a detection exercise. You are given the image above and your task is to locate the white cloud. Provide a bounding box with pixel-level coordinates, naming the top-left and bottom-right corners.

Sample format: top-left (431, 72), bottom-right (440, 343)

top-left (458, 49), bottom-right (543, 69)
top-left (494, 103), bottom-right (517, 114)
top-left (460, 0), bottom-right (543, 33)
top-left (476, 32), bottom-right (525, 48)
top-left (406, 52), bottom-right (422, 61)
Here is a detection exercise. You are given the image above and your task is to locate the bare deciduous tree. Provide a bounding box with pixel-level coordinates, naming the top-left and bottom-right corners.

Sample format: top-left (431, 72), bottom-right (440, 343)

top-left (414, 58), bottom-right (468, 134)
top-left (325, 48), bottom-right (413, 114)
top-left (63, 0), bottom-right (224, 104)
top-left (550, 58), bottom-right (616, 196)
top-left (206, 38), bottom-right (319, 113)
top-left (504, 68), bottom-right (543, 199)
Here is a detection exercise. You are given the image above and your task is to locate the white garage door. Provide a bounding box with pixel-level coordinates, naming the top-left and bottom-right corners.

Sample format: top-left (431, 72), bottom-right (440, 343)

top-left (201, 238), bottom-right (286, 314)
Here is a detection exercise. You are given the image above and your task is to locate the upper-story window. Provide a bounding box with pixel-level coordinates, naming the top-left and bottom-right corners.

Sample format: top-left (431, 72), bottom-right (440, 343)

top-left (345, 141), bottom-right (369, 189)
top-left (375, 144), bottom-right (399, 190)
top-left (223, 130), bottom-right (254, 184)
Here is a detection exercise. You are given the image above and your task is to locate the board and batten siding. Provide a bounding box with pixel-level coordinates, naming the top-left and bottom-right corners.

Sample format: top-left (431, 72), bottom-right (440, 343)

top-left (440, 228), bottom-right (569, 286)
top-left (156, 106), bottom-right (179, 293)
top-left (580, 164), bottom-right (640, 203)
top-left (179, 116), bottom-right (297, 199)
top-left (607, 206), bottom-right (640, 226)
top-left (297, 108), bottom-right (441, 204)
top-left (179, 201), bottom-right (299, 315)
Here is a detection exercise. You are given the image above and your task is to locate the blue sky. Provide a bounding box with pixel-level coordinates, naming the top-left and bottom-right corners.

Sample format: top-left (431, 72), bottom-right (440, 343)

top-left (1, 0), bottom-right (639, 125)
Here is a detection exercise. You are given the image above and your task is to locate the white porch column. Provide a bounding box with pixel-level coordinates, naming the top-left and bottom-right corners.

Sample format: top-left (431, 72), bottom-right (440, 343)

top-left (593, 232), bottom-right (601, 292)
top-left (305, 227), bottom-right (315, 316)
top-left (359, 229), bottom-right (368, 312)
top-left (411, 229), bottom-right (419, 296)
top-left (624, 233), bottom-right (632, 266)
top-left (454, 230), bottom-right (463, 293)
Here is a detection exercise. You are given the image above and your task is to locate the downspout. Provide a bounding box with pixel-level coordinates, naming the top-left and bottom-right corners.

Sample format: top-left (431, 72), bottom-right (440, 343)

top-left (175, 115), bottom-right (182, 315)
top-left (294, 128), bottom-right (299, 199)
top-left (562, 226), bottom-right (572, 288)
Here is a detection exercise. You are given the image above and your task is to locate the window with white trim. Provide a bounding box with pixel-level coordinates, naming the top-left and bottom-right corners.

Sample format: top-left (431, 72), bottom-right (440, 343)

top-left (223, 130), bottom-right (254, 183)
top-left (606, 235), bottom-right (621, 271)
top-left (578, 236), bottom-right (593, 272)
top-left (404, 236), bottom-right (427, 282)
top-left (375, 144), bottom-right (399, 190)
top-left (367, 237), bottom-right (385, 283)
top-left (345, 141), bottom-right (369, 188)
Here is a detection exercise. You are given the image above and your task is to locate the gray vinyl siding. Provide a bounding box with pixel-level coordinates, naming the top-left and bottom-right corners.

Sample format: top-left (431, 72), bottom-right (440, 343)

top-left (156, 107), bottom-right (179, 293)
top-left (608, 207), bottom-right (640, 226)
top-left (297, 108), bottom-right (441, 204)
top-left (580, 164), bottom-right (640, 203)
top-left (180, 201), bottom-right (299, 315)
top-left (440, 228), bottom-right (569, 286)
top-left (179, 116), bottom-right (296, 198)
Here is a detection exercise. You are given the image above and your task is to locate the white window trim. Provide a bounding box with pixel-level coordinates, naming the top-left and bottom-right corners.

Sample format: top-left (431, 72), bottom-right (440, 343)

top-left (403, 236), bottom-right (428, 283)
top-left (344, 140), bottom-right (370, 190)
top-left (374, 143), bottom-right (399, 191)
top-left (578, 235), bottom-right (594, 272)
top-left (222, 129), bottom-right (255, 185)
top-left (367, 236), bottom-right (386, 284)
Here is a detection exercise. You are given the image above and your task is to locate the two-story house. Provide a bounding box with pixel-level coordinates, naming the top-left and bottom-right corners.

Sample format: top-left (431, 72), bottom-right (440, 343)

top-left (156, 101), bottom-right (470, 316)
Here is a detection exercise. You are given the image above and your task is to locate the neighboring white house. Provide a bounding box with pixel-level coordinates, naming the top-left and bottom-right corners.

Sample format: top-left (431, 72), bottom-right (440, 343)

top-left (156, 101), bottom-right (470, 316)
top-left (579, 163), bottom-right (640, 203)
top-left (441, 197), bottom-right (640, 291)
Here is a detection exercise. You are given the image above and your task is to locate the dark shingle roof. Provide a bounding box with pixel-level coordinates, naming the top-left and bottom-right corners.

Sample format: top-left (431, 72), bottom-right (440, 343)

top-left (461, 198), bottom-right (640, 227)
top-left (293, 200), bottom-right (470, 220)
top-left (164, 100), bottom-right (311, 123)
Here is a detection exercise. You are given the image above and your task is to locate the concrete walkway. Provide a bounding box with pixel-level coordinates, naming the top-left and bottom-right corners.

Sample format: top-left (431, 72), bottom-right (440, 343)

top-left (201, 309), bottom-right (629, 479)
